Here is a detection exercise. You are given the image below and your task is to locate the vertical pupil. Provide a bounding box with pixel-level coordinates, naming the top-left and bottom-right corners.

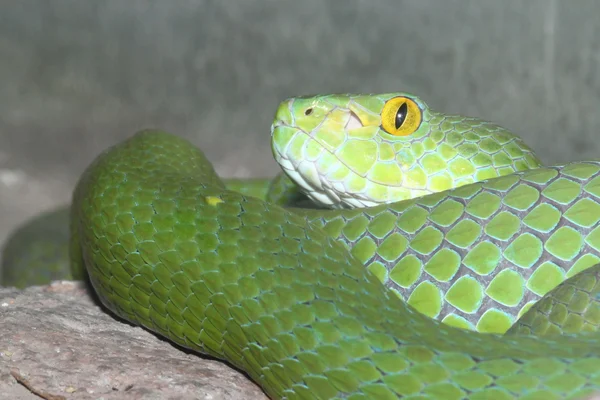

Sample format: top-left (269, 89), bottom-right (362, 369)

top-left (395, 102), bottom-right (408, 129)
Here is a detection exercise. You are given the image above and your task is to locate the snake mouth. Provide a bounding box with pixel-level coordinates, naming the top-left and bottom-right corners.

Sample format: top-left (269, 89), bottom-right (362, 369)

top-left (270, 107), bottom-right (379, 208)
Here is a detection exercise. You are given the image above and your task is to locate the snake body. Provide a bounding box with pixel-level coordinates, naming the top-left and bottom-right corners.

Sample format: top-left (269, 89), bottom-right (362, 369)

top-left (7, 93), bottom-right (600, 398)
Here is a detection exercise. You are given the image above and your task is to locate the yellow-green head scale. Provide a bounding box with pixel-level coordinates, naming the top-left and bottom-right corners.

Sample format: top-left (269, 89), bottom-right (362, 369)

top-left (271, 92), bottom-right (542, 208)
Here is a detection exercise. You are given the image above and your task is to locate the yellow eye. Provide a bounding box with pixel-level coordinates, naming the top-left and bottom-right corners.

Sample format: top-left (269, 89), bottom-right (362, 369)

top-left (381, 96), bottom-right (422, 136)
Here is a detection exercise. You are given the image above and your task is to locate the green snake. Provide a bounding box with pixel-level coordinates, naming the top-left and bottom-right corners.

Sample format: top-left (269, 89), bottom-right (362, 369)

top-left (5, 92), bottom-right (600, 399)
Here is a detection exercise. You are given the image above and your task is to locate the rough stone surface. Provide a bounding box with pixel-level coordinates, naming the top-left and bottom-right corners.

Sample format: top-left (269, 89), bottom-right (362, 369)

top-left (0, 282), bottom-right (267, 400)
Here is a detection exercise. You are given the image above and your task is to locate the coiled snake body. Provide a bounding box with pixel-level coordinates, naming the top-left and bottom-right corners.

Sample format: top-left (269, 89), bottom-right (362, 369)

top-left (7, 93), bottom-right (600, 399)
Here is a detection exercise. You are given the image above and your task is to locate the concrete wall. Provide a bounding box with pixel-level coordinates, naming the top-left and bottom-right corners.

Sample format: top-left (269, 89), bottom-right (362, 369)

top-left (1, 0), bottom-right (599, 246)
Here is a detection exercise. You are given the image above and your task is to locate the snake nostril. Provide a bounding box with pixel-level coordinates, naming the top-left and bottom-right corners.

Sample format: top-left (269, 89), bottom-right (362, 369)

top-left (304, 108), bottom-right (313, 116)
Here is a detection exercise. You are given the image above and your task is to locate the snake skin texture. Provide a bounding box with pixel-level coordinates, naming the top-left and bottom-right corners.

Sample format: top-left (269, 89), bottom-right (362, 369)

top-left (299, 161), bottom-right (600, 333)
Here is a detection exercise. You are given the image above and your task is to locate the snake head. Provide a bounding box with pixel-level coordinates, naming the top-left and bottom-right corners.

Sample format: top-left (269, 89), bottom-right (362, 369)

top-left (271, 92), bottom-right (542, 208)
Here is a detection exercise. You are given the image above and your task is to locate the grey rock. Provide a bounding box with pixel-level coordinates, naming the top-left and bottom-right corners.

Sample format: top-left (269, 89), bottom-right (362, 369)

top-left (0, 282), bottom-right (267, 400)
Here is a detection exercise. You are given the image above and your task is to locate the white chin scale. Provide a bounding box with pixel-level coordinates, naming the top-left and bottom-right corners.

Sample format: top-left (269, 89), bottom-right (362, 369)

top-left (282, 165), bottom-right (379, 210)
top-left (274, 132), bottom-right (379, 210)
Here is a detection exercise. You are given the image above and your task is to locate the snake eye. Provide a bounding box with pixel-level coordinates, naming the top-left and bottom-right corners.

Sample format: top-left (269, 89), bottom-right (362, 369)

top-left (381, 96), bottom-right (422, 136)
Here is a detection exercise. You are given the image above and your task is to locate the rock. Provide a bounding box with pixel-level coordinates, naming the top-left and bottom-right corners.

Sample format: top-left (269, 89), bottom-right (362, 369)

top-left (0, 282), bottom-right (267, 400)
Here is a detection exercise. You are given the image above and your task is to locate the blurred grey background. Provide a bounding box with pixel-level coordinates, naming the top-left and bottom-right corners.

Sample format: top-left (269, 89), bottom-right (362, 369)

top-left (1, 0), bottom-right (600, 251)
